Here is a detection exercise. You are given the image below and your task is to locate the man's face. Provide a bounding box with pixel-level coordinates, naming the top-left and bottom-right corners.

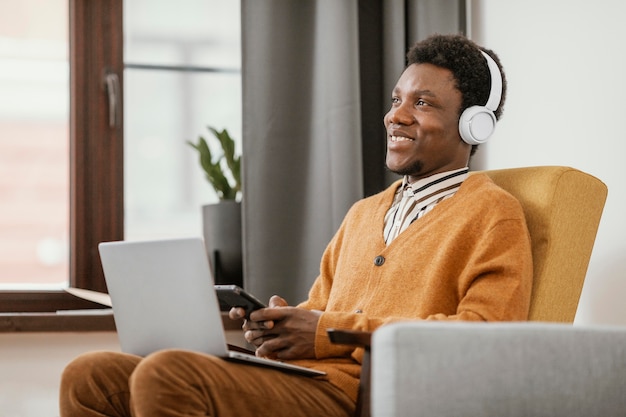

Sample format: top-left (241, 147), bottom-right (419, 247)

top-left (384, 63), bottom-right (471, 182)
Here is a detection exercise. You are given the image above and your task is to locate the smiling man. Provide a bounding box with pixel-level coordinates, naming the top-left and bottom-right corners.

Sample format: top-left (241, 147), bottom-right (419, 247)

top-left (382, 35), bottom-right (506, 244)
top-left (60, 34), bottom-right (532, 417)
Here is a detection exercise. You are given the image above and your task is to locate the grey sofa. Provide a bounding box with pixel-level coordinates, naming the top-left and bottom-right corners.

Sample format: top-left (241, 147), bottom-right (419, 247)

top-left (371, 321), bottom-right (626, 417)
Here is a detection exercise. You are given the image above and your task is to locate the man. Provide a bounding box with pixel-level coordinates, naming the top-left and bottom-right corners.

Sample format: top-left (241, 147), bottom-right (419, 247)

top-left (60, 34), bottom-right (532, 417)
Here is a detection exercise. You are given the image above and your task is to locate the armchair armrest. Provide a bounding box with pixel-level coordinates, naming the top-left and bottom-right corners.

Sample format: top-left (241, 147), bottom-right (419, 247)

top-left (326, 328), bottom-right (372, 347)
top-left (327, 329), bottom-right (372, 417)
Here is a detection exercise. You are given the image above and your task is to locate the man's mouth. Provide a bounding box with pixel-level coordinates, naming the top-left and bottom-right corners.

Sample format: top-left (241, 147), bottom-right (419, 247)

top-left (389, 135), bottom-right (414, 142)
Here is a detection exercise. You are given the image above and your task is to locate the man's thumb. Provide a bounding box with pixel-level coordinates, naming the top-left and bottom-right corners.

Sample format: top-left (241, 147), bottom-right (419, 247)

top-left (269, 295), bottom-right (288, 307)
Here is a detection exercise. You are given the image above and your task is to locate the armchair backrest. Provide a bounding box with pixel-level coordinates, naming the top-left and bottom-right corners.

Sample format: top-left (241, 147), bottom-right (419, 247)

top-left (479, 166), bottom-right (607, 323)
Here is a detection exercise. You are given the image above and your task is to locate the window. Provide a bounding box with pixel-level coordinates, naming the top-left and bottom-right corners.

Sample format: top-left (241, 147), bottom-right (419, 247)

top-left (0, 2), bottom-right (69, 289)
top-left (124, 0), bottom-right (241, 241)
top-left (0, 0), bottom-right (241, 330)
top-left (0, 0), bottom-right (123, 319)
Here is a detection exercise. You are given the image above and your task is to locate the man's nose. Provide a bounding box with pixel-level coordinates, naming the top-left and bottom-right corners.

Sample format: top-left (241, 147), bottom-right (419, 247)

top-left (386, 104), bottom-right (413, 125)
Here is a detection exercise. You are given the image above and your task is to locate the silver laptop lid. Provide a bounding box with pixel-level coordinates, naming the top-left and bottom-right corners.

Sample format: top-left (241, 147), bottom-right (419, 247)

top-left (98, 237), bottom-right (228, 357)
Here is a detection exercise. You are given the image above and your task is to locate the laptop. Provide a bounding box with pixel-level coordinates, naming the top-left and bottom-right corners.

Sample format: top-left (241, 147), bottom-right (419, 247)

top-left (98, 237), bottom-right (325, 377)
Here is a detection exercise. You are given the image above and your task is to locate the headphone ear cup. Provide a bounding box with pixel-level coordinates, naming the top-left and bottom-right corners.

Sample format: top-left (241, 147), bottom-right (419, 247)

top-left (458, 105), bottom-right (497, 145)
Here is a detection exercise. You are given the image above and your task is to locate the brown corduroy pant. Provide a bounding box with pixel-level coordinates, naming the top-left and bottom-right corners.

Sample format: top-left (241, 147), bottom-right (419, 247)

top-left (59, 349), bottom-right (355, 417)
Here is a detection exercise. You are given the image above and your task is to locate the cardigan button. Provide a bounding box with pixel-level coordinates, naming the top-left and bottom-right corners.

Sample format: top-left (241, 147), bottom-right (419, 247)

top-left (374, 255), bottom-right (385, 266)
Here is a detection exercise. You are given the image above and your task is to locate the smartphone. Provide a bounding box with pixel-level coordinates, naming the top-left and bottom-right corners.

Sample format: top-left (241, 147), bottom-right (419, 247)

top-left (215, 285), bottom-right (266, 318)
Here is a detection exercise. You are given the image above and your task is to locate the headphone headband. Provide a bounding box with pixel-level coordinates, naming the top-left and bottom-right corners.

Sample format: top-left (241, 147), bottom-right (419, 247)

top-left (481, 51), bottom-right (502, 112)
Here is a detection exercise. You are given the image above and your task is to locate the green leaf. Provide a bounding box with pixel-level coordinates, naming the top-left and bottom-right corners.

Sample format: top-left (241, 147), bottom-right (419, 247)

top-left (187, 126), bottom-right (242, 200)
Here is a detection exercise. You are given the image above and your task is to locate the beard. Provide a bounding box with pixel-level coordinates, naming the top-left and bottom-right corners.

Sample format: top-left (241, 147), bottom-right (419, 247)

top-left (385, 160), bottom-right (423, 177)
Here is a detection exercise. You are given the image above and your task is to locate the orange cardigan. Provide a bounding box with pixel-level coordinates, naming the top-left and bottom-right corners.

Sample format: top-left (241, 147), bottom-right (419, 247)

top-left (292, 173), bottom-right (533, 401)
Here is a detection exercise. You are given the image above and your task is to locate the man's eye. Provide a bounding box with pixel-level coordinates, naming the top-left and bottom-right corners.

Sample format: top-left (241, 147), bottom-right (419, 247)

top-left (391, 97), bottom-right (400, 104)
top-left (416, 99), bottom-right (428, 106)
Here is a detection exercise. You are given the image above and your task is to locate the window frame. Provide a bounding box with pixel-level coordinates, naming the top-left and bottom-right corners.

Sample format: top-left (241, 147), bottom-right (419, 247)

top-left (0, 0), bottom-right (122, 331)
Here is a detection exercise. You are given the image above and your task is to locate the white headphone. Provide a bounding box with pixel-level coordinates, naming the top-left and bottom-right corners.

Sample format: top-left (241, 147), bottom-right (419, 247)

top-left (458, 50), bottom-right (503, 145)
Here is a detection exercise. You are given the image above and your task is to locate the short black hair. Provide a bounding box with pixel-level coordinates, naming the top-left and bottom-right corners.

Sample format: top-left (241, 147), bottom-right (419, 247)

top-left (406, 34), bottom-right (507, 121)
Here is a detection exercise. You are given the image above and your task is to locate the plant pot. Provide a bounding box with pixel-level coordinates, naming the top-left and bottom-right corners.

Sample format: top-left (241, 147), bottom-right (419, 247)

top-left (202, 201), bottom-right (243, 287)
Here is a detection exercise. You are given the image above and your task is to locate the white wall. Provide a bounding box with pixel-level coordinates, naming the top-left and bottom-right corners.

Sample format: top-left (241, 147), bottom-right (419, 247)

top-left (0, 332), bottom-right (121, 417)
top-left (471, 0), bottom-right (626, 325)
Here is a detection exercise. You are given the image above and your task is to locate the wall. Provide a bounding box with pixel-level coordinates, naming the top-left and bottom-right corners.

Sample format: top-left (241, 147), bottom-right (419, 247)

top-left (0, 332), bottom-right (120, 417)
top-left (470, 0), bottom-right (626, 325)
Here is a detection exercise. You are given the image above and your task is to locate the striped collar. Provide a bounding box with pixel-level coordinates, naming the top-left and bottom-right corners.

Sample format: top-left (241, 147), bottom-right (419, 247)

top-left (402, 167), bottom-right (469, 207)
top-left (384, 167), bottom-right (469, 244)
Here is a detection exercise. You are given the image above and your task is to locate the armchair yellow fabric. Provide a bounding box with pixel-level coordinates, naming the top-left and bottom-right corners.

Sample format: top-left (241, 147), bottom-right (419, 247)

top-left (480, 166), bottom-right (607, 322)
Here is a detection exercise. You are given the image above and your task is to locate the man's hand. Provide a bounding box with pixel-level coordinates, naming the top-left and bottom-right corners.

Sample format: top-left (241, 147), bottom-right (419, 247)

top-left (229, 295), bottom-right (322, 360)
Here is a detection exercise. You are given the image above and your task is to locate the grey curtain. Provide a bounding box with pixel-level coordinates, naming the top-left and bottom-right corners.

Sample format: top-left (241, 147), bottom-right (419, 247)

top-left (241, 0), bottom-right (466, 304)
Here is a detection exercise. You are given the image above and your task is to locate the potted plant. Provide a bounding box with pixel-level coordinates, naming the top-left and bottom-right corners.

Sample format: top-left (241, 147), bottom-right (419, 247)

top-left (187, 127), bottom-right (243, 287)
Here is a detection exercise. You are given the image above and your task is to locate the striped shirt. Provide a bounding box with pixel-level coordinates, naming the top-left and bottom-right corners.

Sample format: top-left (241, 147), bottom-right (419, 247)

top-left (383, 167), bottom-right (469, 245)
